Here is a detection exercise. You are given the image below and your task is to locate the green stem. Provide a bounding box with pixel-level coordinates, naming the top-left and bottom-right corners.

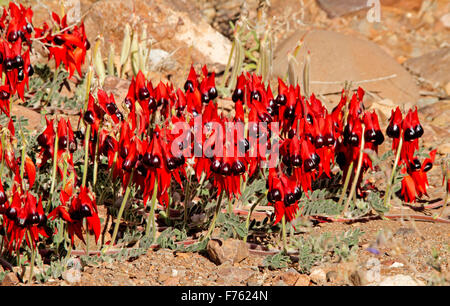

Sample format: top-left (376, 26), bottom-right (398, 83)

top-left (165, 188), bottom-right (170, 226)
top-left (145, 180), bottom-right (158, 240)
top-left (84, 218), bottom-right (89, 256)
top-left (81, 125), bottom-right (91, 188)
top-left (227, 197), bottom-right (233, 215)
top-left (27, 231), bottom-right (35, 284)
top-left (92, 124), bottom-right (101, 189)
top-left (55, 161), bottom-right (67, 254)
top-left (342, 125), bottom-right (366, 216)
top-left (281, 215), bottom-right (287, 254)
top-left (203, 191), bottom-right (224, 241)
top-left (0, 134), bottom-right (5, 178)
top-left (383, 134), bottom-right (404, 208)
top-left (221, 39), bottom-right (236, 88)
top-left (183, 174), bottom-right (191, 226)
top-left (83, 67), bottom-right (93, 112)
top-left (243, 191), bottom-right (266, 243)
top-left (238, 174), bottom-right (249, 209)
top-left (110, 170), bottom-right (134, 246)
top-left (191, 172), bottom-right (206, 201)
top-left (19, 134), bottom-right (26, 187)
top-left (47, 133), bottom-right (59, 213)
top-left (337, 162), bottom-right (354, 207)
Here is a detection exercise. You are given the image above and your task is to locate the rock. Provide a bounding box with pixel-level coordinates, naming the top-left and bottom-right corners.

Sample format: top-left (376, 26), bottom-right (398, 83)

top-left (246, 276), bottom-right (262, 286)
top-left (174, 252), bottom-right (191, 260)
top-left (171, 269), bottom-right (178, 277)
top-left (369, 99), bottom-right (397, 118)
top-left (279, 268), bottom-right (301, 286)
top-left (209, 0), bottom-right (247, 39)
top-left (316, 0), bottom-right (369, 18)
top-left (445, 82), bottom-right (450, 96)
top-left (441, 13), bottom-right (450, 29)
top-left (365, 258), bottom-right (381, 284)
top-left (164, 276), bottom-right (180, 286)
top-left (217, 264), bottom-right (255, 284)
top-left (389, 262), bottom-right (404, 268)
top-left (148, 49), bottom-right (178, 71)
top-left (67, 257), bottom-right (83, 272)
top-left (404, 48), bottom-right (450, 88)
top-left (206, 238), bottom-right (249, 265)
top-left (1, 272), bottom-right (19, 286)
top-left (422, 11), bottom-right (435, 25)
top-left (419, 100), bottom-right (450, 121)
top-left (11, 104), bottom-right (43, 132)
top-left (431, 110), bottom-right (450, 129)
top-left (420, 122), bottom-right (450, 148)
top-left (378, 274), bottom-right (424, 286)
top-left (273, 30), bottom-right (420, 105)
top-left (114, 195), bottom-right (132, 210)
top-left (417, 97), bottom-right (440, 110)
top-left (326, 270), bottom-right (338, 283)
top-left (380, 0), bottom-right (423, 11)
top-left (438, 143), bottom-right (450, 155)
top-left (294, 274), bottom-right (311, 286)
top-left (394, 227), bottom-right (415, 236)
top-left (349, 270), bottom-right (364, 286)
top-left (102, 76), bottom-right (131, 107)
top-left (309, 268), bottom-right (327, 285)
top-left (84, 0), bottom-right (232, 70)
top-left (62, 268), bottom-right (81, 284)
top-left (158, 266), bottom-right (173, 283)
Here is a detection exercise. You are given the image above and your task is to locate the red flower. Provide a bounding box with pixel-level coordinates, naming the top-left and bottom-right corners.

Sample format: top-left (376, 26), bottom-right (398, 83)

top-left (231, 73), bottom-right (247, 103)
top-left (0, 85), bottom-right (11, 116)
top-left (267, 168), bottom-right (301, 225)
top-left (49, 186), bottom-right (100, 246)
top-left (3, 189), bottom-right (49, 253)
top-left (37, 116), bottom-right (56, 166)
top-left (140, 128), bottom-right (173, 207)
top-left (386, 106), bottom-right (402, 151)
top-left (184, 64), bottom-right (199, 93)
top-left (83, 93), bottom-right (103, 134)
top-left (199, 65), bottom-right (217, 104)
top-left (400, 108), bottom-right (422, 164)
top-left (97, 89), bottom-right (122, 124)
top-left (401, 150), bottom-right (436, 203)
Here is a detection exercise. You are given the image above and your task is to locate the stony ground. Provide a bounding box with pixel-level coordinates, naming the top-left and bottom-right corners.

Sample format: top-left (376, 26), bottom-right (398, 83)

top-left (3, 0), bottom-right (449, 286)
top-left (6, 217), bottom-right (447, 286)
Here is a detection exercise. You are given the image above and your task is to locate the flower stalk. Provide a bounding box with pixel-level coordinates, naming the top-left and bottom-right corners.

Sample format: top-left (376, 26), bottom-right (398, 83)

top-left (110, 170), bottom-right (134, 245)
top-left (47, 133), bottom-right (59, 213)
top-left (281, 215), bottom-right (287, 254)
top-left (342, 124), bottom-right (366, 216)
top-left (337, 162), bottom-right (354, 207)
top-left (383, 132), bottom-right (404, 208)
top-left (243, 191), bottom-right (267, 243)
top-left (145, 180), bottom-right (158, 240)
top-left (81, 125), bottom-right (91, 188)
top-left (203, 191), bottom-right (224, 241)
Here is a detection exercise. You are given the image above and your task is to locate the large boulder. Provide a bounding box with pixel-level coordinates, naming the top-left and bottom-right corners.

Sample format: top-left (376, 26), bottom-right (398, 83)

top-left (316, 0), bottom-right (423, 18)
top-left (404, 47), bottom-right (450, 89)
top-left (83, 0), bottom-right (232, 69)
top-left (316, 0), bottom-right (370, 18)
top-left (272, 29), bottom-right (421, 105)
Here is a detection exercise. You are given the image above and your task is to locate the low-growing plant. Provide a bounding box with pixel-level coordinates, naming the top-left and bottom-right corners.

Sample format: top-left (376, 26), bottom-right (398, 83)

top-left (293, 229), bottom-right (363, 273)
top-left (0, 1), bottom-right (444, 285)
